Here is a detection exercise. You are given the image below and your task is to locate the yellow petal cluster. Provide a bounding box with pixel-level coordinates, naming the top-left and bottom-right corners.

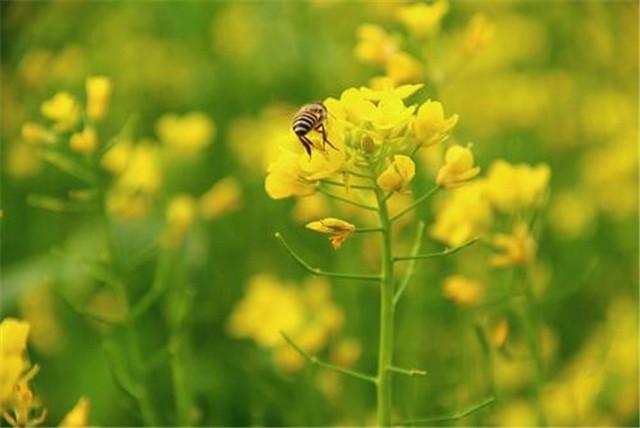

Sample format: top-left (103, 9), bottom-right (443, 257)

top-left (59, 397), bottom-right (90, 427)
top-left (354, 24), bottom-right (397, 66)
top-left (484, 160), bottom-right (550, 213)
top-left (443, 275), bottom-right (484, 306)
top-left (396, 0), bottom-right (449, 39)
top-left (0, 318), bottom-right (46, 427)
top-left (41, 92), bottom-right (80, 132)
top-left (464, 14), bottom-right (494, 56)
top-left (385, 52), bottom-right (422, 84)
top-left (491, 222), bottom-right (536, 267)
top-left (21, 123), bottom-right (56, 145)
top-left (436, 145), bottom-right (480, 188)
top-left (306, 217), bottom-right (356, 250)
top-left (69, 127), bottom-right (98, 154)
top-left (377, 155), bottom-right (415, 192)
top-left (228, 275), bottom-right (343, 372)
top-left (164, 194), bottom-right (198, 247)
top-left (430, 182), bottom-right (492, 247)
top-left (199, 177), bottom-right (243, 220)
top-left (414, 100), bottom-right (459, 147)
top-left (86, 76), bottom-right (112, 121)
top-left (156, 112), bottom-right (215, 156)
top-left (265, 150), bottom-right (317, 199)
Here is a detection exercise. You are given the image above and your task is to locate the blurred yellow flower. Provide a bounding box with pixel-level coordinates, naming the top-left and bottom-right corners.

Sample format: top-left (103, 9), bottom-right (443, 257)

top-left (443, 275), bottom-right (484, 306)
top-left (116, 142), bottom-right (162, 194)
top-left (306, 217), bottom-right (356, 250)
top-left (19, 284), bottom-right (63, 356)
top-left (430, 181), bottom-right (492, 246)
top-left (3, 379), bottom-right (46, 427)
top-left (464, 14), bottom-right (494, 56)
top-left (69, 127), bottom-right (98, 154)
top-left (101, 140), bottom-right (133, 175)
top-left (106, 191), bottom-right (151, 220)
top-left (385, 52), bottom-right (422, 84)
top-left (156, 112), bottom-right (215, 156)
top-left (414, 100), bottom-right (458, 147)
top-left (0, 318), bottom-right (30, 405)
top-left (436, 145), bottom-right (480, 188)
top-left (548, 191), bottom-right (596, 239)
top-left (41, 92), bottom-right (80, 132)
top-left (330, 338), bottom-right (362, 368)
top-left (377, 155), bottom-right (415, 192)
top-left (396, 0), bottom-right (449, 39)
top-left (21, 123), bottom-right (56, 145)
top-left (59, 397), bottom-right (89, 427)
top-left (164, 194), bottom-right (197, 247)
top-left (354, 24), bottom-right (397, 66)
top-left (199, 177), bottom-right (242, 220)
top-left (86, 76), bottom-right (112, 121)
top-left (361, 79), bottom-right (423, 101)
top-left (6, 143), bottom-right (42, 178)
top-left (484, 160), bottom-right (550, 213)
top-left (491, 222), bottom-right (536, 267)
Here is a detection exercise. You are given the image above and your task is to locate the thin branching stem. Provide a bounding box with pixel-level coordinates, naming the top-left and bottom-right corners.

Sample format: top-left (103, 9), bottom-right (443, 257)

top-left (387, 366), bottom-right (427, 377)
top-left (396, 396), bottom-right (496, 425)
top-left (390, 185), bottom-right (440, 222)
top-left (354, 226), bottom-right (384, 234)
top-left (393, 222), bottom-right (425, 306)
top-left (393, 238), bottom-right (478, 262)
top-left (280, 332), bottom-right (377, 384)
top-left (275, 233), bottom-right (381, 281)
top-left (318, 188), bottom-right (377, 211)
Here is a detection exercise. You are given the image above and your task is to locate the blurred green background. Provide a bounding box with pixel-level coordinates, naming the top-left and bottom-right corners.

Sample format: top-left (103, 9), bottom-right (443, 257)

top-left (1, 1), bottom-right (638, 426)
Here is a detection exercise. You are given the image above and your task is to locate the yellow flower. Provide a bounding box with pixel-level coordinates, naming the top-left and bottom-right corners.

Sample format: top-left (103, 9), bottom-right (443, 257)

top-left (69, 127), bottom-right (98, 154)
top-left (59, 397), bottom-right (89, 427)
top-left (414, 100), bottom-right (459, 147)
top-left (370, 96), bottom-right (416, 139)
top-left (548, 191), bottom-right (595, 240)
top-left (106, 191), bottom-right (151, 220)
top-left (21, 123), bottom-right (56, 145)
top-left (6, 143), bottom-right (42, 178)
top-left (491, 222), bottom-right (536, 267)
top-left (0, 318), bottom-right (30, 405)
top-left (436, 145), bottom-right (480, 188)
top-left (156, 112), bottom-right (215, 156)
top-left (3, 379), bottom-right (46, 427)
top-left (115, 142), bottom-right (162, 194)
top-left (385, 52), bottom-right (422, 84)
top-left (377, 155), bottom-right (415, 191)
top-left (362, 79), bottom-right (423, 101)
top-left (330, 338), bottom-right (362, 368)
top-left (354, 24), bottom-right (397, 65)
top-left (164, 194), bottom-right (197, 247)
top-left (265, 152), bottom-right (315, 199)
top-left (484, 160), bottom-right (550, 213)
top-left (306, 217), bottom-right (356, 250)
top-left (464, 14), bottom-right (494, 56)
top-left (443, 275), bottom-right (484, 306)
top-left (199, 177), bottom-right (242, 220)
top-left (430, 181), bottom-right (492, 246)
top-left (86, 76), bottom-right (112, 121)
top-left (396, 0), bottom-right (449, 39)
top-left (101, 140), bottom-right (132, 175)
top-left (41, 92), bottom-right (80, 132)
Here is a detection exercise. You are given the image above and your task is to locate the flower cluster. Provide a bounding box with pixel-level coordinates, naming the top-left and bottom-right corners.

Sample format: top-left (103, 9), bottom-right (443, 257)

top-left (227, 275), bottom-right (345, 372)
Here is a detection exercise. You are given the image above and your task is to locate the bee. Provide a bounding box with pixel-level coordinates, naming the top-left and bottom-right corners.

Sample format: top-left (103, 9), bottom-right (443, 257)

top-left (292, 102), bottom-right (337, 156)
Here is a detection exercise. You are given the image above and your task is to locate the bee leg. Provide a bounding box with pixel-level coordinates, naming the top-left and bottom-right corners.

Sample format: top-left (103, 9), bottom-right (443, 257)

top-left (298, 135), bottom-right (313, 157)
top-left (316, 124), bottom-right (338, 151)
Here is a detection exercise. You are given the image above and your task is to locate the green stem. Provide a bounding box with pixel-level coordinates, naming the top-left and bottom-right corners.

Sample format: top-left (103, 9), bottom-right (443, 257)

top-left (393, 238), bottom-right (478, 262)
top-left (393, 222), bottom-right (425, 306)
top-left (519, 268), bottom-right (547, 427)
top-left (170, 281), bottom-right (195, 426)
top-left (374, 186), bottom-right (395, 426)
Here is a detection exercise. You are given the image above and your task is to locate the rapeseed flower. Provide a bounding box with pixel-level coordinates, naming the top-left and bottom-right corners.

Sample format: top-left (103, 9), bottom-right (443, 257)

top-left (156, 112), bottom-right (215, 157)
top-left (164, 194), bottom-right (197, 247)
top-left (21, 123), bottom-right (56, 145)
top-left (199, 177), bottom-right (242, 220)
top-left (436, 145), bottom-right (480, 188)
top-left (443, 275), bottom-right (484, 306)
top-left (484, 160), bottom-right (550, 213)
top-left (69, 127), bottom-right (98, 154)
top-left (0, 319), bottom-right (30, 405)
top-left (59, 397), bottom-right (89, 427)
top-left (354, 24), bottom-right (398, 66)
top-left (86, 76), bottom-right (112, 121)
top-left (306, 217), bottom-right (356, 250)
top-left (396, 0), bottom-right (449, 39)
top-left (385, 52), bottom-right (422, 84)
top-left (376, 155), bottom-right (415, 191)
top-left (41, 92), bottom-right (80, 132)
top-left (491, 222), bottom-right (536, 267)
top-left (414, 100), bottom-right (459, 147)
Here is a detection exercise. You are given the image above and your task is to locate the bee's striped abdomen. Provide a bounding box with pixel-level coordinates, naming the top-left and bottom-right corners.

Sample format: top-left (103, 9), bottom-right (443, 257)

top-left (292, 111), bottom-right (320, 136)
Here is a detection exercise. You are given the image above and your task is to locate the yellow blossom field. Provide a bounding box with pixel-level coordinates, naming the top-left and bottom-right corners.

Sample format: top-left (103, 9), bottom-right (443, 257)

top-left (1, 1), bottom-right (638, 426)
